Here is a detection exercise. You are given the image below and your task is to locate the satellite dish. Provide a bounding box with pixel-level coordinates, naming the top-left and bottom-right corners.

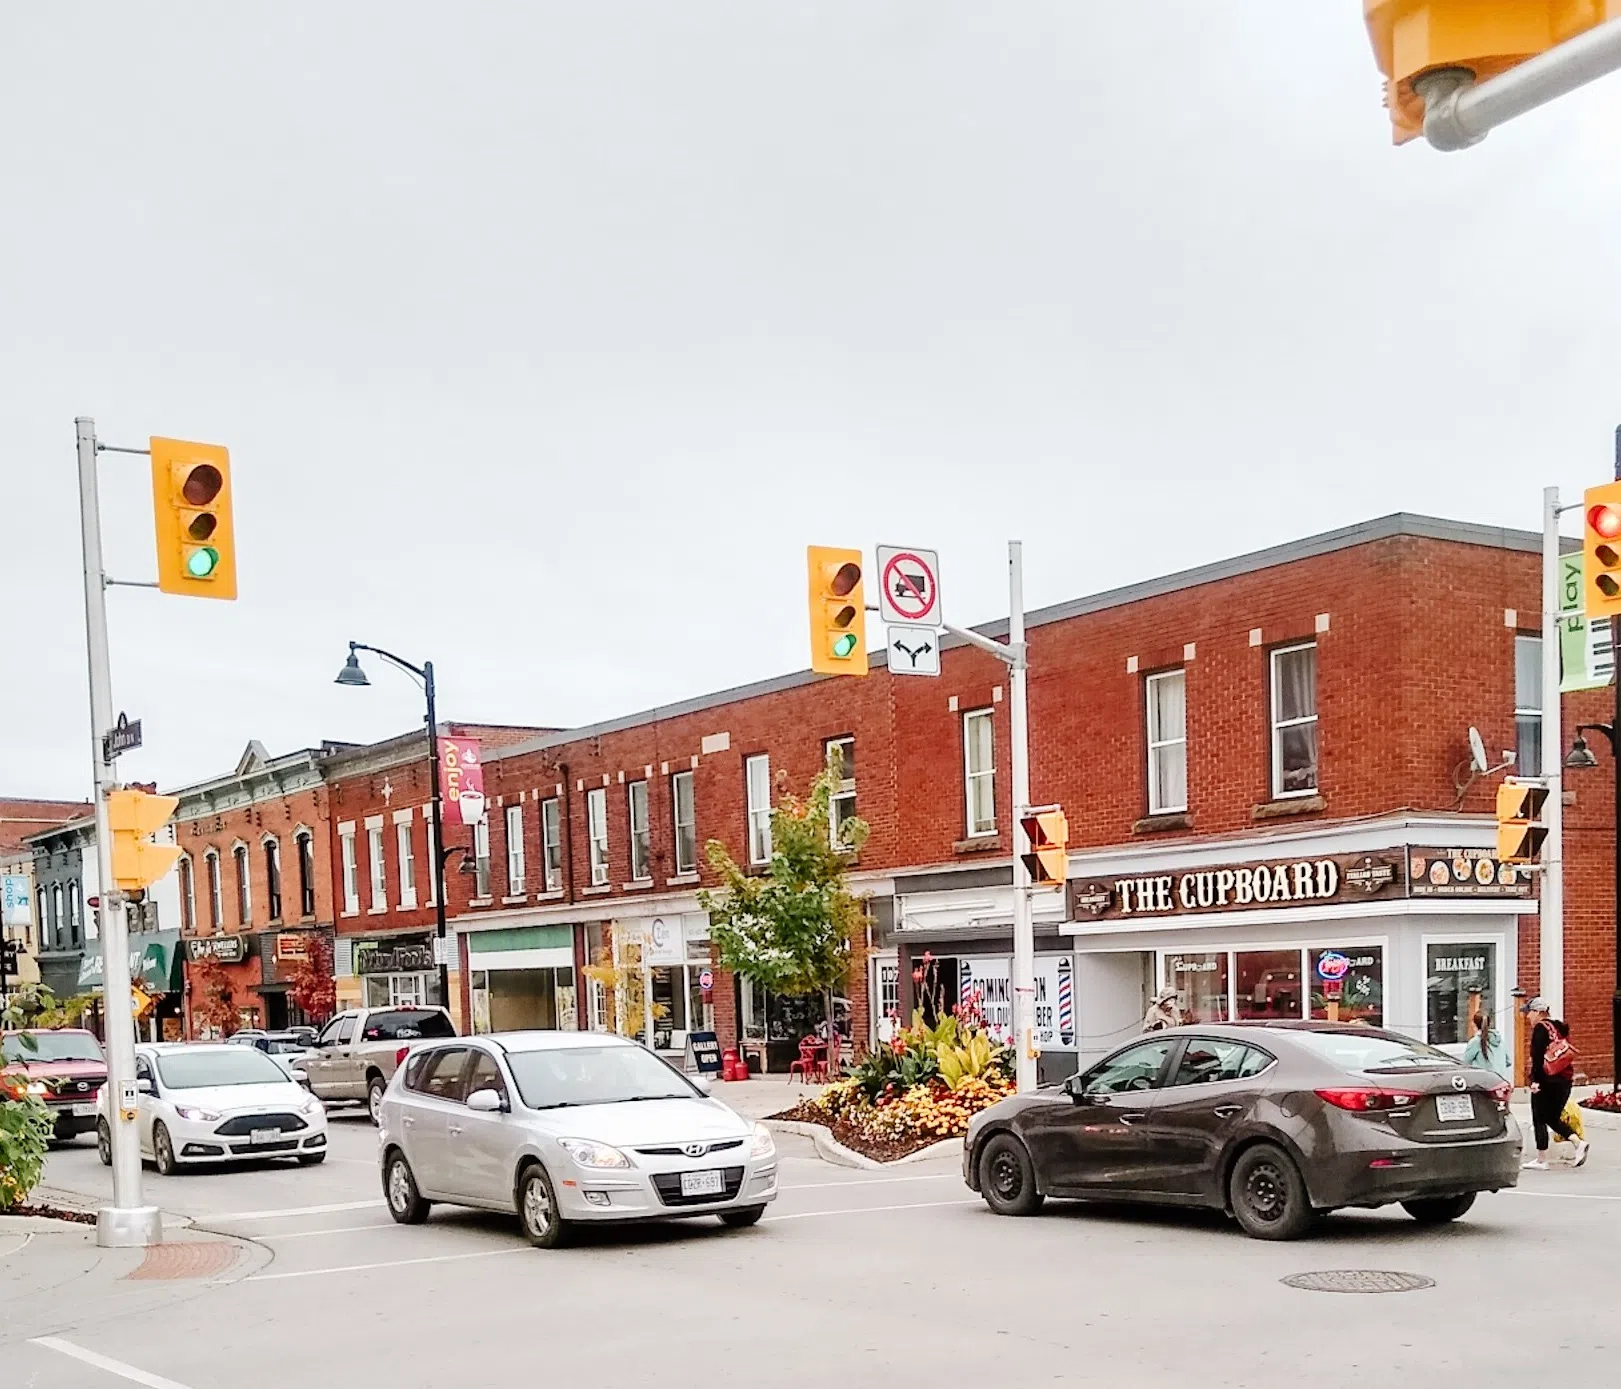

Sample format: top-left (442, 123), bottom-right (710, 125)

top-left (1468, 726), bottom-right (1489, 774)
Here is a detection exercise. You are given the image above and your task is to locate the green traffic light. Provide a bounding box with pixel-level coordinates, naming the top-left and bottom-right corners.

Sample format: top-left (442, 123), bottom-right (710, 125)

top-left (185, 547), bottom-right (220, 579)
top-left (832, 633), bottom-right (858, 658)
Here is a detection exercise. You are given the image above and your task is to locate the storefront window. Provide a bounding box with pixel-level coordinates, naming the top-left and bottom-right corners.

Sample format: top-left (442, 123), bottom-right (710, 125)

top-left (1166, 951), bottom-right (1229, 1024)
top-left (1235, 949), bottom-right (1303, 1020)
top-left (1308, 946), bottom-right (1383, 1025)
top-left (1426, 941), bottom-right (1496, 1045)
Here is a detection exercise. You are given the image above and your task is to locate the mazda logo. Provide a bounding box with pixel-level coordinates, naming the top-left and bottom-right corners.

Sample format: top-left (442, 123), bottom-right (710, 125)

top-left (682, 1142), bottom-right (709, 1158)
top-left (76, 1082), bottom-right (88, 1092)
top-left (1451, 1075), bottom-right (1467, 1092)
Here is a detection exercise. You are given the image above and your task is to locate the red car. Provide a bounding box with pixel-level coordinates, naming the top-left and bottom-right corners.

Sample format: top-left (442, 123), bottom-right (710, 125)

top-left (1, 1028), bottom-right (109, 1141)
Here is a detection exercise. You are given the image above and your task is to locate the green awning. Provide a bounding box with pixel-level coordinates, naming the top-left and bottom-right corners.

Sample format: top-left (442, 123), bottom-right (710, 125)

top-left (77, 930), bottom-right (182, 994)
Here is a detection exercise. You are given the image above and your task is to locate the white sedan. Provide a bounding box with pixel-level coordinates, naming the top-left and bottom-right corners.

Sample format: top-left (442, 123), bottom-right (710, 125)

top-left (97, 1042), bottom-right (328, 1174)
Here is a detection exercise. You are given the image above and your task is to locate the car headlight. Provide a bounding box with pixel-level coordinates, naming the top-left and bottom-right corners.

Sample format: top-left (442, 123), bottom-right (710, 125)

top-left (299, 1096), bottom-right (324, 1117)
top-left (174, 1106), bottom-right (221, 1123)
top-left (557, 1137), bottom-right (631, 1170)
top-left (25, 1081), bottom-right (47, 1096)
top-left (750, 1122), bottom-right (775, 1159)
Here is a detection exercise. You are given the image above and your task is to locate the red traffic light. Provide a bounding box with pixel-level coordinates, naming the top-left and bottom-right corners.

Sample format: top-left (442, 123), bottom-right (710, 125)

top-left (1590, 505), bottom-right (1621, 539)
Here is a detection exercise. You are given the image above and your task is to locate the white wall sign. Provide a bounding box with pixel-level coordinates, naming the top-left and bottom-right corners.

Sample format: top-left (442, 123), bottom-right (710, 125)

top-left (959, 955), bottom-right (1076, 1051)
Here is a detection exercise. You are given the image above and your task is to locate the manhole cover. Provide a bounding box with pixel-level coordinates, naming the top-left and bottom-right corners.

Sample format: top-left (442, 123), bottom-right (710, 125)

top-left (1282, 1270), bottom-right (1435, 1294)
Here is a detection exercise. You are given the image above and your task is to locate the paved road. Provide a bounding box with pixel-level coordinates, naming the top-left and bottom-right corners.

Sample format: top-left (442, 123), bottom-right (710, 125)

top-left (8, 1112), bottom-right (1621, 1387)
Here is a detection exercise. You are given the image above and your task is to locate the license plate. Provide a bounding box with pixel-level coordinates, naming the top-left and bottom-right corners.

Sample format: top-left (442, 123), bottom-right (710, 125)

top-left (1436, 1095), bottom-right (1474, 1122)
top-left (680, 1169), bottom-right (725, 1198)
top-left (249, 1128), bottom-right (278, 1145)
top-left (72, 1103), bottom-right (97, 1117)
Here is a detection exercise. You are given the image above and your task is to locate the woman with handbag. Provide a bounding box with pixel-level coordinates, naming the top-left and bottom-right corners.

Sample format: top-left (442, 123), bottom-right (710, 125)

top-left (1523, 998), bottom-right (1590, 1171)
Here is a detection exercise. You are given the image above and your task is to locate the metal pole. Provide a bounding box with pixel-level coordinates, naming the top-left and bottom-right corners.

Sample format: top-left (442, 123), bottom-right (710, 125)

top-left (1541, 485), bottom-right (1565, 1020)
top-left (75, 417), bottom-right (160, 1249)
top-left (422, 662), bottom-right (451, 1011)
top-left (1612, 427), bottom-right (1621, 1091)
top-left (1007, 540), bottom-right (1036, 1094)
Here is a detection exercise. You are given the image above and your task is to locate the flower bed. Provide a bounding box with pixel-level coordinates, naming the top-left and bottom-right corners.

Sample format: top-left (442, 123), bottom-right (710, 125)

top-left (1579, 1090), bottom-right (1621, 1112)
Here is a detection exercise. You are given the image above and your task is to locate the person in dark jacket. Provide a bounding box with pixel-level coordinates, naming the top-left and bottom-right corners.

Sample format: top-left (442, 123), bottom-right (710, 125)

top-left (1524, 998), bottom-right (1589, 1170)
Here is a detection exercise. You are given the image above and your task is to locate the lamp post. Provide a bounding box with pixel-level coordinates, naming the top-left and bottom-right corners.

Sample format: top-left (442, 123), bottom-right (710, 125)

top-left (336, 643), bottom-right (451, 1010)
top-left (1565, 715), bottom-right (1620, 1095)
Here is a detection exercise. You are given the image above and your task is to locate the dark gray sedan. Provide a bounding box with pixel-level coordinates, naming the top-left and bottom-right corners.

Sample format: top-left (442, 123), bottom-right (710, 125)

top-left (964, 1022), bottom-right (1521, 1239)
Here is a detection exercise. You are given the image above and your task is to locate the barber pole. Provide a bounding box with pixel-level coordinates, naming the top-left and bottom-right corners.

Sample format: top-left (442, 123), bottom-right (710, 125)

top-left (960, 962), bottom-right (974, 1013)
top-left (1057, 957), bottom-right (1074, 1047)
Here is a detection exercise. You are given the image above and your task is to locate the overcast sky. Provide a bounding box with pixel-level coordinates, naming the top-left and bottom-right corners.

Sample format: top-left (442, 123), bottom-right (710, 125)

top-left (4, 3), bottom-right (1619, 799)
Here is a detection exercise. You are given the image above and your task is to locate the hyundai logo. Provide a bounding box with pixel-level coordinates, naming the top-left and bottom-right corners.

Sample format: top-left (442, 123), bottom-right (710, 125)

top-left (1451, 1075), bottom-right (1467, 1092)
top-left (682, 1142), bottom-right (709, 1158)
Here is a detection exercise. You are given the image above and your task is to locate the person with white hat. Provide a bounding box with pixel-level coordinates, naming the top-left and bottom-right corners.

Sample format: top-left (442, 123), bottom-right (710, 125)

top-left (1142, 987), bottom-right (1185, 1032)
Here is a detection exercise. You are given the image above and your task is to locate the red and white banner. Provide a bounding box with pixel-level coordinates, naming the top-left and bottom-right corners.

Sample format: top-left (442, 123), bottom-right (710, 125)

top-left (440, 735), bottom-right (486, 825)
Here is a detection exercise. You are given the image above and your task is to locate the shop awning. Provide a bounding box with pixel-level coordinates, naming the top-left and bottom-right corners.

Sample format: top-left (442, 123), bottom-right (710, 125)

top-left (466, 925), bottom-right (574, 971)
top-left (77, 929), bottom-right (182, 994)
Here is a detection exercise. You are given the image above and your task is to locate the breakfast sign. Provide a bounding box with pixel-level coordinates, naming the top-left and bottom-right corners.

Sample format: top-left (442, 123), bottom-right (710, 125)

top-left (1067, 847), bottom-right (1528, 922)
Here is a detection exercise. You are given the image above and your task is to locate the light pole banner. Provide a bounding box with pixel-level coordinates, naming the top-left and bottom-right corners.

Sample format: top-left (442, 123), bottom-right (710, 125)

top-left (2, 875), bottom-right (30, 929)
top-left (440, 735), bottom-right (486, 825)
top-left (1559, 550), bottom-right (1614, 692)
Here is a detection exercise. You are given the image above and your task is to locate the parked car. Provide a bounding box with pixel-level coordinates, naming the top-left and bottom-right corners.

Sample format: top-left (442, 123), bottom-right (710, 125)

top-left (302, 1005), bottom-right (457, 1121)
top-left (1, 1028), bottom-right (108, 1142)
top-left (963, 1021), bottom-right (1521, 1240)
top-left (96, 1042), bottom-right (328, 1174)
top-left (377, 1031), bottom-right (778, 1248)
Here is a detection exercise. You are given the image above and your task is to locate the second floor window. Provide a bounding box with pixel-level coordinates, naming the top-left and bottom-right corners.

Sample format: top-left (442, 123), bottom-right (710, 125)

top-left (746, 755), bottom-right (772, 865)
top-left (826, 737), bottom-right (857, 849)
top-left (1145, 670), bottom-right (1188, 815)
top-left (587, 788), bottom-right (609, 885)
top-left (671, 771), bottom-right (696, 875)
top-left (1270, 642), bottom-right (1319, 798)
top-left (473, 816), bottom-right (491, 898)
top-left (964, 710), bottom-right (996, 836)
top-left (398, 820), bottom-right (417, 908)
top-left (52, 884), bottom-right (65, 948)
top-left (66, 884), bottom-right (80, 947)
top-left (541, 797), bottom-right (562, 891)
top-left (264, 839), bottom-right (283, 921)
top-left (297, 832), bottom-right (316, 917)
top-left (233, 844), bottom-right (251, 924)
top-left (339, 831), bottom-right (358, 914)
top-left (368, 826), bottom-right (386, 909)
top-left (1515, 634), bottom-right (1542, 776)
top-left (505, 804), bottom-right (525, 894)
top-left (178, 856), bottom-right (195, 932)
top-left (207, 851), bottom-right (223, 928)
top-left (628, 781), bottom-right (651, 881)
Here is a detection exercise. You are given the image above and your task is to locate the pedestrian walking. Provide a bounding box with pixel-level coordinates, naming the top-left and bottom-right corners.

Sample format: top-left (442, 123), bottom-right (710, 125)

top-left (1463, 1010), bottom-right (1512, 1081)
top-left (1141, 987), bottom-right (1184, 1032)
top-left (1523, 998), bottom-right (1590, 1171)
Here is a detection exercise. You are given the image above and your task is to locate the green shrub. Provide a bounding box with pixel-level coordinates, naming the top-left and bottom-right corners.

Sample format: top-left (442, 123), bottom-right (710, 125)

top-left (0, 1096), bottom-right (53, 1211)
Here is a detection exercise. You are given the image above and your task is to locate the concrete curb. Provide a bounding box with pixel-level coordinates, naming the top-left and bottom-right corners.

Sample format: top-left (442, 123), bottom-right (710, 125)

top-left (763, 1118), bottom-right (964, 1169)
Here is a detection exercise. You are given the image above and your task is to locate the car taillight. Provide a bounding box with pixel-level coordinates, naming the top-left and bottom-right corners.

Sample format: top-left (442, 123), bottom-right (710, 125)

top-left (396, 1047), bottom-right (410, 1066)
top-left (1488, 1081), bottom-right (1512, 1110)
top-left (1316, 1087), bottom-right (1423, 1113)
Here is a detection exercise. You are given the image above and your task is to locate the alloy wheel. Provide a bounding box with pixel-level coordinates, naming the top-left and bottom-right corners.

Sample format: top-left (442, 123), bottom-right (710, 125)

top-left (388, 1160), bottom-right (412, 1214)
top-left (523, 1173), bottom-right (552, 1237)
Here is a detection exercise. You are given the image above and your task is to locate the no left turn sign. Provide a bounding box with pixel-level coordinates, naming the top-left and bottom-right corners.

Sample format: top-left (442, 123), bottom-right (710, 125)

top-left (876, 545), bottom-right (941, 626)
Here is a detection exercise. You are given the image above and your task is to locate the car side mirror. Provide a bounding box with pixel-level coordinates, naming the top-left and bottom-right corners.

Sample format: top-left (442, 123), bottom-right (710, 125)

top-left (466, 1088), bottom-right (506, 1114)
top-left (691, 1075), bottom-right (715, 1097)
top-left (136, 1078), bottom-right (154, 1095)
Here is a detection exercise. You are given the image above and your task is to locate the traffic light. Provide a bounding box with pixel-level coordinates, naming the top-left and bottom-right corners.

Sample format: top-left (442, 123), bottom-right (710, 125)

top-left (1363, 1), bottom-right (1619, 143)
top-left (107, 789), bottom-right (182, 892)
top-left (807, 546), bottom-right (868, 677)
top-left (1020, 808), bottom-right (1069, 889)
top-left (1584, 480), bottom-right (1621, 618)
top-left (150, 436), bottom-right (237, 600)
top-left (1495, 782), bottom-right (1550, 865)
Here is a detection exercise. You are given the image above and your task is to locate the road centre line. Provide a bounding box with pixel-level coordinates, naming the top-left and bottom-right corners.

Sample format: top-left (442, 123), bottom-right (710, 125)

top-left (30, 1336), bottom-right (197, 1389)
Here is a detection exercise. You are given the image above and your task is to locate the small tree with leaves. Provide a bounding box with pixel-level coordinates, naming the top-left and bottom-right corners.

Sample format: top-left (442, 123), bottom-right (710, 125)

top-left (286, 936), bottom-right (337, 1025)
top-left (188, 955), bottom-right (237, 1038)
top-left (699, 753), bottom-right (868, 1063)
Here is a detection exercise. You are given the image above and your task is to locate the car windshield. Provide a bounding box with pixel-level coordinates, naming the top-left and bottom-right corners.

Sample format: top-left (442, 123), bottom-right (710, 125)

top-left (261, 1038), bottom-right (309, 1055)
top-left (1292, 1031), bottom-right (1459, 1074)
top-left (505, 1045), bottom-right (698, 1110)
top-left (361, 1010), bottom-right (456, 1042)
top-left (154, 1048), bottom-right (288, 1089)
top-left (2, 1032), bottom-right (105, 1064)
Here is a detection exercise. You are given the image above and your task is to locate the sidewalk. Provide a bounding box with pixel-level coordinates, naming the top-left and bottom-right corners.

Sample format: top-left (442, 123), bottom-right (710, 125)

top-left (713, 1074), bottom-right (823, 1121)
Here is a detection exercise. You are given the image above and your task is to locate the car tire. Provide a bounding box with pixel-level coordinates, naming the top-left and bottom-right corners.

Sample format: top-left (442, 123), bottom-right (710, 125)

top-left (1228, 1144), bottom-right (1311, 1241)
top-left (383, 1151), bottom-right (430, 1224)
top-left (977, 1134), bottom-right (1044, 1217)
top-left (367, 1075), bottom-right (387, 1125)
top-left (1402, 1192), bottom-right (1476, 1225)
top-left (516, 1163), bottom-right (571, 1249)
top-left (719, 1205), bottom-right (766, 1229)
top-left (297, 1152), bottom-right (327, 1166)
top-left (96, 1119), bottom-right (112, 1167)
top-left (152, 1122), bottom-right (179, 1177)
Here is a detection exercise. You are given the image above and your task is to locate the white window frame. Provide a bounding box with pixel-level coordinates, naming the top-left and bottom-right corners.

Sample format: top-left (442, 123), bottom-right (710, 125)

top-left (826, 736), bottom-right (857, 850)
top-left (628, 781), bottom-right (651, 882)
top-left (473, 816), bottom-right (491, 899)
top-left (339, 829), bottom-right (359, 916)
top-left (263, 836), bottom-right (283, 922)
top-left (367, 823), bottom-right (387, 911)
top-left (963, 710), bottom-right (996, 837)
top-left (396, 816), bottom-right (418, 909)
top-left (587, 788), bottom-right (609, 886)
top-left (1419, 930), bottom-right (1511, 1047)
top-left (745, 754), bottom-right (772, 865)
top-left (541, 797), bottom-right (562, 892)
top-left (295, 830), bottom-right (317, 918)
top-left (232, 843), bottom-right (252, 925)
top-left (206, 849), bottom-right (224, 928)
top-left (505, 803), bottom-right (525, 895)
top-left (179, 855), bottom-right (196, 933)
top-left (1514, 633), bottom-right (1542, 777)
top-left (423, 805), bottom-right (439, 907)
top-left (671, 771), bottom-right (697, 875)
top-left (1155, 934), bottom-right (1390, 1028)
top-left (1145, 669), bottom-right (1188, 815)
top-left (1269, 641), bottom-right (1319, 800)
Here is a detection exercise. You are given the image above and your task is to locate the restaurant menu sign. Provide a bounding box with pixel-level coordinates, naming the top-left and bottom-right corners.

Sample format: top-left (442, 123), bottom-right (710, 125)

top-left (1407, 847), bottom-right (1529, 898)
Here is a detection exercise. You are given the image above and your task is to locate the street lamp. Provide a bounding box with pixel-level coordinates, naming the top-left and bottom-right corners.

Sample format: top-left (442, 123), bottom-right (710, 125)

top-left (1565, 719), bottom-right (1620, 1095)
top-left (336, 642), bottom-right (452, 1010)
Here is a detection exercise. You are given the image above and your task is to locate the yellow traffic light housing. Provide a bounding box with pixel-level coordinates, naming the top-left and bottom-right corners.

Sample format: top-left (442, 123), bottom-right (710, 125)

top-left (1363, 1), bottom-right (1620, 143)
top-left (1495, 782), bottom-right (1549, 865)
top-left (151, 437), bottom-right (237, 600)
top-left (1021, 808), bottom-right (1069, 889)
top-left (107, 789), bottom-right (182, 892)
top-left (807, 546), bottom-right (868, 677)
top-left (1584, 480), bottom-right (1621, 618)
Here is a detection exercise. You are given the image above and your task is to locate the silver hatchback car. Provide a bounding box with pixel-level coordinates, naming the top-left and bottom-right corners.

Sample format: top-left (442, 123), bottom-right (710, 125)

top-left (377, 1031), bottom-right (778, 1247)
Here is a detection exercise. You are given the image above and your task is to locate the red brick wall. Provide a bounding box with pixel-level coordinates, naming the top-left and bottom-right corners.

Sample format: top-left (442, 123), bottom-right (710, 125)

top-left (176, 782), bottom-right (334, 934)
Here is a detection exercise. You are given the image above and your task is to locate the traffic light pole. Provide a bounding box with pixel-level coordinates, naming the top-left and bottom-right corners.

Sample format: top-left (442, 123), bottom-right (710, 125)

top-left (74, 417), bottom-right (161, 1250)
top-left (943, 541), bottom-right (1036, 1093)
top-left (1540, 486), bottom-right (1565, 1020)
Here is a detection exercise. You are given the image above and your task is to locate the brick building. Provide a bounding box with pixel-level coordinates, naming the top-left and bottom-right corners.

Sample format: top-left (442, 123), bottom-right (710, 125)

top-left (1, 798), bottom-right (91, 994)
